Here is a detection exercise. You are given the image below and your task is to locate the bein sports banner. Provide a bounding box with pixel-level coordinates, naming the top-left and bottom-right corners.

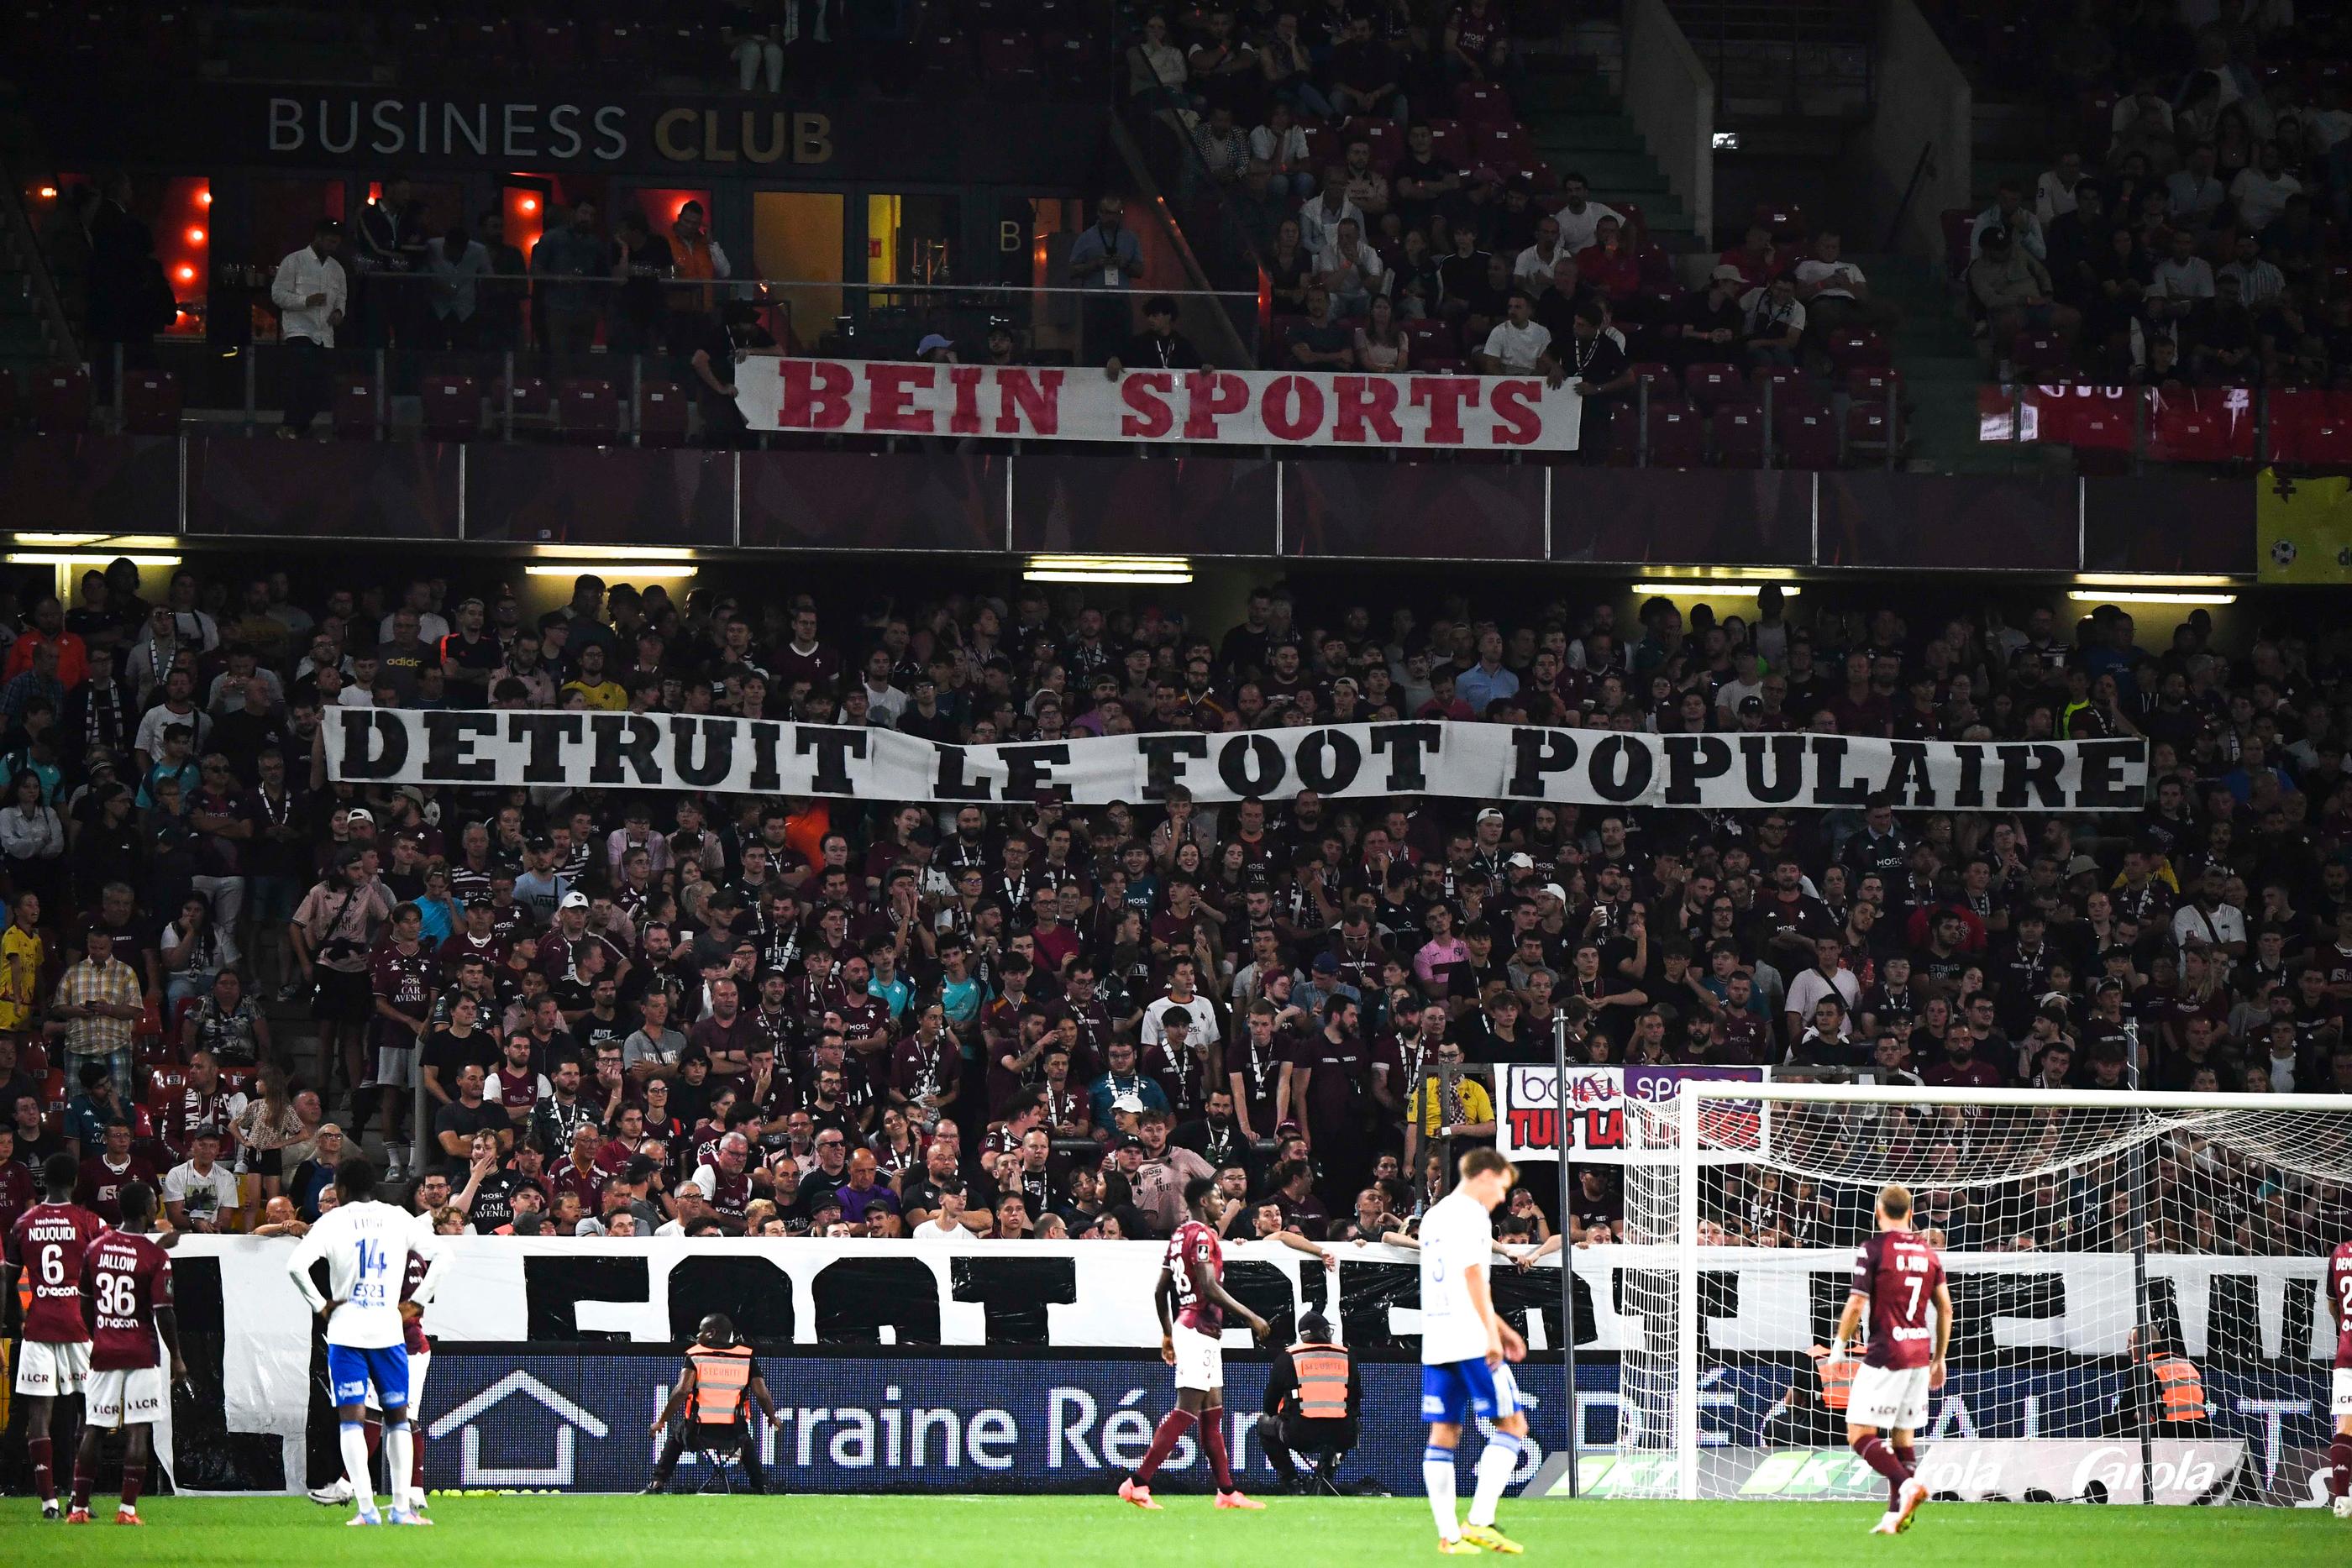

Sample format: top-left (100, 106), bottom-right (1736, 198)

top-left (323, 710), bottom-right (2150, 812)
top-left (1493, 1064), bottom-right (1769, 1162)
top-left (735, 356), bottom-right (1584, 449)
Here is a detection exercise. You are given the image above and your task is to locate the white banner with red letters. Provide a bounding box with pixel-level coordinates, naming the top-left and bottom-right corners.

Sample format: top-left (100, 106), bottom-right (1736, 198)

top-left (324, 710), bottom-right (2151, 812)
top-left (734, 355), bottom-right (1585, 449)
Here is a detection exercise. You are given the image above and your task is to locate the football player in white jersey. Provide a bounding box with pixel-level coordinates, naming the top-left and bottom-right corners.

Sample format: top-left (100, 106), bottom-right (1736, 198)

top-left (1418, 1147), bottom-right (1529, 1555)
top-left (286, 1158), bottom-right (449, 1527)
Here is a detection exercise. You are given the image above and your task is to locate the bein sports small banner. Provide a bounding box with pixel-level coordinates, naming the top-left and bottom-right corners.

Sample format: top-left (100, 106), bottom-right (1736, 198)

top-left (734, 356), bottom-right (1585, 450)
top-left (323, 712), bottom-right (2150, 811)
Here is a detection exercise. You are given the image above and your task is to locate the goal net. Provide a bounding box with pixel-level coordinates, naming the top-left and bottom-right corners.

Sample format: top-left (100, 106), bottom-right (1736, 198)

top-left (1594, 1083), bottom-right (2352, 1506)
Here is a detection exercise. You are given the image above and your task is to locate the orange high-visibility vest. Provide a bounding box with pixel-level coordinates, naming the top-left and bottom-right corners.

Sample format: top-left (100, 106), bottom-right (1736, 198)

top-left (1819, 1354), bottom-right (1857, 1411)
top-left (2145, 1353), bottom-right (2205, 1422)
top-left (688, 1344), bottom-right (753, 1424)
top-left (1291, 1343), bottom-right (1351, 1420)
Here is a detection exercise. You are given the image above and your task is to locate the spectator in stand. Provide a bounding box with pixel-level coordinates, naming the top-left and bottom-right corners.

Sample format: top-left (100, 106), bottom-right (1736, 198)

top-left (532, 200), bottom-right (610, 360)
top-left (1791, 231), bottom-right (1898, 355)
top-left (1190, 105), bottom-right (1251, 191)
top-left (2034, 150), bottom-right (2087, 226)
top-left (1186, 8), bottom-right (1258, 115)
top-left (2166, 143), bottom-right (2229, 237)
top-left (1315, 219), bottom-right (1387, 318)
top-left (1068, 196), bottom-right (1144, 359)
top-left (1327, 14), bottom-right (1404, 125)
top-left (1551, 174), bottom-right (1624, 254)
top-left (1715, 223), bottom-right (1782, 292)
top-left (1127, 15), bottom-right (1191, 108)
top-left (1668, 265), bottom-right (1749, 369)
top-left (1286, 286), bottom-right (1356, 369)
top-left (1260, 13), bottom-right (1337, 123)
top-left (1510, 216), bottom-right (1569, 289)
top-left (1442, 0), bottom-right (1511, 86)
top-left (1106, 296), bottom-right (1206, 377)
top-left (1338, 139), bottom-right (1391, 223)
top-left (267, 218), bottom-right (347, 441)
top-left (1251, 102), bottom-right (1316, 202)
top-left (1573, 215), bottom-right (1642, 310)
top-left (1354, 294), bottom-right (1410, 373)
top-left (1970, 180), bottom-right (2046, 262)
top-left (1968, 228), bottom-right (2074, 376)
top-left (1473, 291), bottom-right (1558, 380)
top-left (2145, 226), bottom-right (2214, 348)
top-left (2229, 142), bottom-right (2302, 234)
top-left (1738, 274), bottom-right (1806, 370)
top-left (1299, 170), bottom-right (1364, 264)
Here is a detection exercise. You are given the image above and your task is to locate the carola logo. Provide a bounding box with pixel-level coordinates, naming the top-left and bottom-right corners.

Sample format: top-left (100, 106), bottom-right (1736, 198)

top-left (2067, 1445), bottom-right (2223, 1496)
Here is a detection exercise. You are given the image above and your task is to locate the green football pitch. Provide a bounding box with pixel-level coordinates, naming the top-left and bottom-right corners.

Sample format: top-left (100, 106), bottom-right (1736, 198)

top-left (7, 1494), bottom-right (2347, 1565)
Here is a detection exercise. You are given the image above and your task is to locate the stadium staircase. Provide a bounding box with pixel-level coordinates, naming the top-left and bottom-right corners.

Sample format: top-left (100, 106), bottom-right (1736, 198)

top-left (0, 90), bottom-right (76, 383)
top-left (1518, 57), bottom-right (1702, 258)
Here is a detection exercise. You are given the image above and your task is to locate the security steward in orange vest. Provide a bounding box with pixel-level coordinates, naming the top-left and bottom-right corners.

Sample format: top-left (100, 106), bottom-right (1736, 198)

top-left (2136, 1332), bottom-right (2209, 1429)
top-left (644, 1313), bottom-right (783, 1493)
top-left (1256, 1312), bottom-right (1362, 1492)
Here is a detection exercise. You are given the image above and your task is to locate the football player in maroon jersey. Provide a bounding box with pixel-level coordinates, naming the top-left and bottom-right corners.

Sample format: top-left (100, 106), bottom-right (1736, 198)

top-left (1830, 1183), bottom-right (1952, 1536)
top-left (70, 1181), bottom-right (185, 1524)
top-left (1118, 1177), bottom-right (1270, 1512)
top-left (4, 1152), bottom-right (108, 1518)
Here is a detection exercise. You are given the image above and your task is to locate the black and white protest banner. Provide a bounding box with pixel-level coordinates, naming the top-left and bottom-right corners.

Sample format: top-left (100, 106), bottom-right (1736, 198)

top-left (325, 711), bottom-right (2150, 811)
top-left (735, 357), bottom-right (1584, 451)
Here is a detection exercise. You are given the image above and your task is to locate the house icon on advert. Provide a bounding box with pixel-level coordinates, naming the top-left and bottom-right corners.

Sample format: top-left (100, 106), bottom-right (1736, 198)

top-left (427, 1371), bottom-right (611, 1487)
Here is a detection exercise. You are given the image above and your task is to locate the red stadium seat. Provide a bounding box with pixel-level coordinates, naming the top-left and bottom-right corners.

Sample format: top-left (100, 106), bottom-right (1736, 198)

top-left (1683, 361), bottom-right (1746, 410)
top-left (557, 376), bottom-right (621, 444)
top-left (1779, 406), bottom-right (1841, 469)
top-left (1627, 360), bottom-right (1678, 401)
top-left (1424, 118), bottom-right (1469, 165)
top-left (1453, 82), bottom-right (1512, 126)
top-left (1404, 318), bottom-right (1457, 360)
top-left (638, 379), bottom-right (691, 447)
top-left (1826, 328), bottom-right (1888, 371)
top-left (1639, 401), bottom-right (1705, 468)
top-left (1751, 364), bottom-right (1814, 412)
top-left (1845, 364), bottom-right (1903, 406)
top-left (1845, 398), bottom-right (1893, 462)
top-left (421, 374), bottom-right (481, 441)
top-left (332, 373), bottom-right (381, 439)
top-left (495, 375), bottom-right (553, 433)
top-left (30, 365), bottom-right (92, 433)
top-left (1754, 203), bottom-right (1805, 242)
top-left (1710, 401), bottom-right (1767, 467)
top-left (120, 369), bottom-right (180, 436)
top-left (2012, 330), bottom-right (2071, 379)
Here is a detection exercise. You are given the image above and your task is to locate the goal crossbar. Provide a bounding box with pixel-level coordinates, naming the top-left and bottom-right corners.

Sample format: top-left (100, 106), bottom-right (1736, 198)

top-left (1677, 1082), bottom-right (2352, 1114)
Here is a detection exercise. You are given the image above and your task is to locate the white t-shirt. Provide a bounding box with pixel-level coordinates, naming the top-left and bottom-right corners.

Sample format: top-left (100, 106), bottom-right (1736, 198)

top-left (2171, 900), bottom-right (2247, 955)
top-left (286, 1198), bottom-right (447, 1348)
top-left (1784, 966), bottom-right (1862, 1027)
top-left (1418, 1188), bottom-right (1497, 1365)
top-left (1481, 318), bottom-right (1551, 373)
top-left (1551, 201), bottom-right (1624, 253)
top-left (1793, 258), bottom-right (1865, 300)
top-left (162, 1159), bottom-right (241, 1225)
top-left (1141, 992), bottom-right (1222, 1050)
top-left (2227, 168), bottom-right (2300, 232)
top-left (1511, 242), bottom-right (1567, 286)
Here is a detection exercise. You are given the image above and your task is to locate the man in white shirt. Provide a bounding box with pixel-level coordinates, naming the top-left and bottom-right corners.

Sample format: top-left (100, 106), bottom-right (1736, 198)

top-left (910, 1181), bottom-right (973, 1243)
top-left (286, 1157), bottom-right (449, 1527)
top-left (2034, 151), bottom-right (2084, 224)
top-left (2146, 227), bottom-right (2214, 338)
top-left (1417, 1148), bottom-right (1528, 1555)
top-left (2228, 142), bottom-right (2302, 233)
top-left (267, 217), bottom-right (347, 440)
top-left (1783, 936), bottom-right (1863, 1045)
top-left (161, 1125), bottom-right (242, 1233)
top-left (1511, 216), bottom-right (1569, 287)
top-left (1298, 174), bottom-right (1364, 264)
top-left (1550, 172), bottom-right (1623, 253)
top-left (1968, 181), bottom-right (2045, 261)
top-left (2170, 865), bottom-right (2247, 960)
top-left (2216, 230), bottom-right (2284, 308)
top-left (1474, 291), bottom-right (1556, 376)
top-left (1791, 230), bottom-right (1898, 345)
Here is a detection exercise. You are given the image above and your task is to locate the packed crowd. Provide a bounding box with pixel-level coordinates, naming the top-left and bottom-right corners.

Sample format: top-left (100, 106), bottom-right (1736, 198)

top-left (0, 561), bottom-right (2346, 1259)
top-left (1971, 16), bottom-right (2352, 385)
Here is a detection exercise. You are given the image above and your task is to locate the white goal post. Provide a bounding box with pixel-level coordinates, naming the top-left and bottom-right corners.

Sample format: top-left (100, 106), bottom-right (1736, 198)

top-left (1594, 1083), bottom-right (2352, 1505)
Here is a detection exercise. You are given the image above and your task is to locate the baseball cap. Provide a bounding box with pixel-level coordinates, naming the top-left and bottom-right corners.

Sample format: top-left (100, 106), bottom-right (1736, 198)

top-left (916, 333), bottom-right (954, 354)
top-left (2063, 854), bottom-right (2100, 878)
top-left (347, 808), bottom-right (375, 825)
top-left (1311, 952), bottom-right (1341, 974)
top-left (1506, 852), bottom-right (1534, 869)
top-left (1711, 264), bottom-right (1745, 283)
top-left (559, 890), bottom-right (590, 910)
top-left (1110, 1093), bottom-right (1147, 1115)
top-left (1540, 883), bottom-right (1568, 902)
top-left (1477, 808), bottom-right (1505, 824)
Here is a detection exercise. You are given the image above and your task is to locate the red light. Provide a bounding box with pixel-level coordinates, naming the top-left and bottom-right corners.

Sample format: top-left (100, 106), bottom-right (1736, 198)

top-left (520, 197), bottom-right (538, 212)
top-left (38, 186), bottom-right (57, 199)
top-left (176, 265), bottom-right (195, 281)
top-left (198, 190), bottom-right (212, 205)
top-left (186, 227), bottom-right (206, 244)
